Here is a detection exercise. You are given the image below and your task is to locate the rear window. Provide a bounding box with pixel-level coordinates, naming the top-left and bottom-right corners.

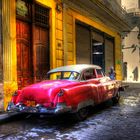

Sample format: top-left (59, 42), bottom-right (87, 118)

top-left (48, 71), bottom-right (80, 80)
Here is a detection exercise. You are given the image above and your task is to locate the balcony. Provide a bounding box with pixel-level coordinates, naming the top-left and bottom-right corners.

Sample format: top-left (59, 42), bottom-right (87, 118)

top-left (98, 0), bottom-right (128, 21)
top-left (126, 8), bottom-right (140, 16)
top-left (63, 0), bottom-right (132, 32)
top-left (124, 8), bottom-right (140, 28)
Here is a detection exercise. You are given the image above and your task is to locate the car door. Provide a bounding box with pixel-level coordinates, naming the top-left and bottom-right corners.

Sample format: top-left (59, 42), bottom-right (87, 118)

top-left (95, 69), bottom-right (115, 102)
top-left (81, 68), bottom-right (100, 104)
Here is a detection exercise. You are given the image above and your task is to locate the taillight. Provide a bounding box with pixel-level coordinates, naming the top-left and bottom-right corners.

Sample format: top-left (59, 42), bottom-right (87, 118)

top-left (57, 89), bottom-right (66, 103)
top-left (58, 89), bottom-right (64, 97)
top-left (12, 90), bottom-right (18, 96)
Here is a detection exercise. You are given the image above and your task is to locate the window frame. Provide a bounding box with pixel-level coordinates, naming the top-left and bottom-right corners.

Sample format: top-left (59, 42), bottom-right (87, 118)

top-left (80, 68), bottom-right (97, 81)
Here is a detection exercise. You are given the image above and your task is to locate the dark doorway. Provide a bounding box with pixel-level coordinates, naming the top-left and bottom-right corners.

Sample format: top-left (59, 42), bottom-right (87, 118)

top-left (92, 30), bottom-right (114, 73)
top-left (34, 3), bottom-right (50, 82)
top-left (123, 62), bottom-right (127, 80)
top-left (92, 40), bottom-right (105, 70)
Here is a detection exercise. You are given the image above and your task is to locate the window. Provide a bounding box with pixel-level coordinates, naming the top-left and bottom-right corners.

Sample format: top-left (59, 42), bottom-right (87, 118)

top-left (16, 0), bottom-right (31, 21)
top-left (35, 3), bottom-right (49, 28)
top-left (48, 71), bottom-right (80, 80)
top-left (96, 69), bottom-right (104, 78)
top-left (82, 69), bottom-right (96, 80)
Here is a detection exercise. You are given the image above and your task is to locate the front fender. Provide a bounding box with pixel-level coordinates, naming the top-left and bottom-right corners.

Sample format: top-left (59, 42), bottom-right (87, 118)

top-left (62, 84), bottom-right (93, 106)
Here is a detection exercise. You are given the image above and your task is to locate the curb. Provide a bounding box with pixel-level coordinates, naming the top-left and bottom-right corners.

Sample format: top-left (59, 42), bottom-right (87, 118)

top-left (122, 82), bottom-right (140, 88)
top-left (0, 112), bottom-right (21, 123)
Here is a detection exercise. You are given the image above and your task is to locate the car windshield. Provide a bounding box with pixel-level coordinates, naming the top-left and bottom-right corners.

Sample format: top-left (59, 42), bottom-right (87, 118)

top-left (48, 71), bottom-right (80, 80)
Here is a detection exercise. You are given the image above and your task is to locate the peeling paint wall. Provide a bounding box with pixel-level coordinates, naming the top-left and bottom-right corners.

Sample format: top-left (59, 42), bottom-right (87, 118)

top-left (122, 27), bottom-right (140, 81)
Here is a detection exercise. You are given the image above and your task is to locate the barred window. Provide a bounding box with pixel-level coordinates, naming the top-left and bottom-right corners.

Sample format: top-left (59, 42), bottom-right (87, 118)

top-left (35, 4), bottom-right (49, 28)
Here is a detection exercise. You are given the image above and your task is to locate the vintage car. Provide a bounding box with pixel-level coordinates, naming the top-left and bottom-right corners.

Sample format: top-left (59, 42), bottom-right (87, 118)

top-left (7, 64), bottom-right (122, 120)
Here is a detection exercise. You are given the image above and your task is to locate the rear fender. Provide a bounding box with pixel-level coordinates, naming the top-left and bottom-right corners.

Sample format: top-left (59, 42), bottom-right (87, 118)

top-left (53, 89), bottom-right (68, 107)
top-left (11, 90), bottom-right (22, 104)
top-left (61, 84), bottom-right (93, 108)
top-left (77, 99), bottom-right (94, 112)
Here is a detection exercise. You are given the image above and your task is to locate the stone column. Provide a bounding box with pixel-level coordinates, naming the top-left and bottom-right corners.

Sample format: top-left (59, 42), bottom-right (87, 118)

top-left (2, 0), bottom-right (18, 110)
top-left (0, 0), bottom-right (3, 111)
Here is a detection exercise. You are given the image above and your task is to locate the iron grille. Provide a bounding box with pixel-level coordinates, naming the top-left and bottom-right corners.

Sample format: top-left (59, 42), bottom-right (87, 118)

top-left (35, 4), bottom-right (49, 28)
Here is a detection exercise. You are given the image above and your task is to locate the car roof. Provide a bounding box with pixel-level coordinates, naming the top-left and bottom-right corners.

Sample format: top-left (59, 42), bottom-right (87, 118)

top-left (48, 64), bottom-right (101, 74)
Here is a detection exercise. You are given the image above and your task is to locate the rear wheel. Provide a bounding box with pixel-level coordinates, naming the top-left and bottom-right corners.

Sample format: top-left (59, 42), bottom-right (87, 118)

top-left (75, 107), bottom-right (89, 121)
top-left (112, 91), bottom-right (120, 104)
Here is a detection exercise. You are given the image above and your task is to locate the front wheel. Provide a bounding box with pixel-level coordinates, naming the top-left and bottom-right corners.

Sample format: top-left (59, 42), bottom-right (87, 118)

top-left (112, 91), bottom-right (120, 104)
top-left (75, 107), bottom-right (89, 121)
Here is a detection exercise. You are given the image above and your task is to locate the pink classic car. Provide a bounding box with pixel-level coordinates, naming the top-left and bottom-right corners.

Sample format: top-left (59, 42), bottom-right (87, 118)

top-left (7, 64), bottom-right (122, 120)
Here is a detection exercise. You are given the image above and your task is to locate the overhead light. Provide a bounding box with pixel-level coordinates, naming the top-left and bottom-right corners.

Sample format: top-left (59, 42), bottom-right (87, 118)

top-left (93, 52), bottom-right (103, 54)
top-left (93, 42), bottom-right (103, 46)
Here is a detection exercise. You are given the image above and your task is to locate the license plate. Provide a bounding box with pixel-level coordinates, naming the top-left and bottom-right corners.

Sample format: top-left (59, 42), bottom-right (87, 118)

top-left (26, 101), bottom-right (36, 107)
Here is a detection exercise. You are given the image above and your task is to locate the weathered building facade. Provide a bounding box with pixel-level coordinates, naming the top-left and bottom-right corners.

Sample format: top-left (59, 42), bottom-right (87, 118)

top-left (1, 0), bottom-right (131, 110)
top-left (122, 0), bottom-right (140, 81)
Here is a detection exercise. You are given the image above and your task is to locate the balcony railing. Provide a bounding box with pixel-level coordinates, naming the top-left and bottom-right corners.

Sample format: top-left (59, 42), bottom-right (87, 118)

top-left (126, 8), bottom-right (140, 17)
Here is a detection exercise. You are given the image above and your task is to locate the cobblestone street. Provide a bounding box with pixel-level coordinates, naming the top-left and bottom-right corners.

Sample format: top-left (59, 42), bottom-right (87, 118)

top-left (0, 87), bottom-right (140, 140)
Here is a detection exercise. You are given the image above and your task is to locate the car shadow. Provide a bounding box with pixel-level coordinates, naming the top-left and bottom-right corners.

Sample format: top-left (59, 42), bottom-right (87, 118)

top-left (0, 99), bottom-right (120, 127)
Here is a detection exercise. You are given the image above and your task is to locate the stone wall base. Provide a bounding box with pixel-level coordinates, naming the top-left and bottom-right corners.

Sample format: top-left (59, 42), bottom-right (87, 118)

top-left (0, 83), bottom-right (4, 111)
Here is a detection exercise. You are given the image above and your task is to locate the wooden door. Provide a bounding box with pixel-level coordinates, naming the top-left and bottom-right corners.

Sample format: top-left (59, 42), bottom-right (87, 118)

top-left (34, 26), bottom-right (49, 82)
top-left (16, 20), bottom-right (33, 89)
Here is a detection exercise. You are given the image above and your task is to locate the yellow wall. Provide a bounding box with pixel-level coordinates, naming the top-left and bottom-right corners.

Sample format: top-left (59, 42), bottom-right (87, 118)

top-left (55, 8), bottom-right (64, 67)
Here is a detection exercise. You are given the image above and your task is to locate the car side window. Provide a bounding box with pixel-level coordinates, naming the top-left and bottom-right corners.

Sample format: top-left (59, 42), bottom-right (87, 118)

top-left (96, 69), bottom-right (104, 78)
top-left (81, 69), bottom-right (96, 80)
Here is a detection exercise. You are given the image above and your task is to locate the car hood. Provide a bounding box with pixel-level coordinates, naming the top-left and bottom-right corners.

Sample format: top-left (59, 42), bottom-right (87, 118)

top-left (16, 80), bottom-right (79, 106)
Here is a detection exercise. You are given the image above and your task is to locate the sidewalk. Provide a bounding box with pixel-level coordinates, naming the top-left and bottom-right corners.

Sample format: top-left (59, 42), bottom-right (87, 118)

top-left (0, 111), bottom-right (22, 123)
top-left (122, 81), bottom-right (140, 88)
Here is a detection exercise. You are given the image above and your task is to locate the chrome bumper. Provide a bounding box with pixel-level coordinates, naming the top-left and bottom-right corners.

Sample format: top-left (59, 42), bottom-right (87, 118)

top-left (7, 102), bottom-right (72, 114)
